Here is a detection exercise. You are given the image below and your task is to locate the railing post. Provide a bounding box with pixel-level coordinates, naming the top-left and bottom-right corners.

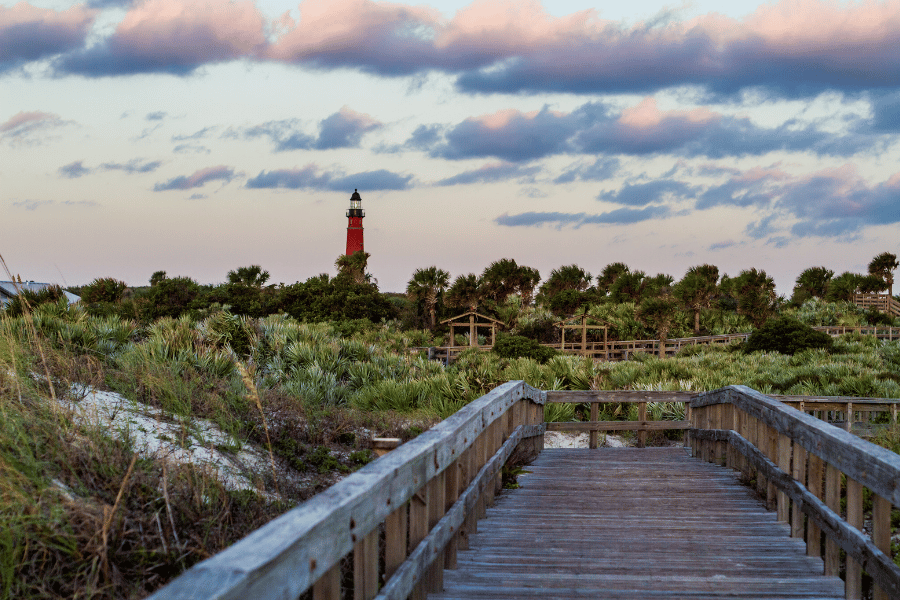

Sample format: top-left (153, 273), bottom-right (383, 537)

top-left (873, 494), bottom-right (893, 600)
top-left (776, 433), bottom-right (791, 523)
top-left (313, 564), bottom-right (341, 600)
top-left (353, 529), bottom-right (379, 600)
top-left (806, 453), bottom-right (823, 560)
top-left (589, 401), bottom-right (599, 449)
top-left (426, 472), bottom-right (445, 593)
top-left (791, 444), bottom-right (807, 540)
top-left (443, 460), bottom-right (459, 570)
top-left (385, 502), bottom-right (408, 580)
top-left (409, 483), bottom-right (430, 600)
top-left (824, 463), bottom-right (840, 577)
top-left (638, 401), bottom-right (647, 448)
top-left (845, 477), bottom-right (863, 599)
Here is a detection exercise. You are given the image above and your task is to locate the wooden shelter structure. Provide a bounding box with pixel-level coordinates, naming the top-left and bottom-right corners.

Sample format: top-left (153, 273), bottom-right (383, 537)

top-left (441, 311), bottom-right (504, 347)
top-left (555, 312), bottom-right (613, 360)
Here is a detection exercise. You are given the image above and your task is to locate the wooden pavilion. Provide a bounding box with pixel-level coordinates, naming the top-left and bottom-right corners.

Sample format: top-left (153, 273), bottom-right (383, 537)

top-left (555, 312), bottom-right (613, 360)
top-left (441, 311), bottom-right (504, 348)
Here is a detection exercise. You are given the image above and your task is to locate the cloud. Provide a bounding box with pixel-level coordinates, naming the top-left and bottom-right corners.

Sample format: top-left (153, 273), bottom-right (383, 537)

top-left (59, 160), bottom-right (92, 179)
top-left (435, 162), bottom-right (540, 186)
top-left (172, 126), bottom-right (216, 142)
top-left (431, 106), bottom-right (578, 161)
top-left (146, 111), bottom-right (166, 121)
top-left (871, 92), bottom-right (900, 132)
top-left (173, 143), bottom-right (210, 154)
top-left (414, 98), bottom-right (876, 163)
top-left (245, 164), bottom-right (412, 191)
top-left (6, 0), bottom-right (900, 101)
top-left (779, 165), bottom-right (900, 236)
top-left (100, 158), bottom-right (162, 173)
top-left (58, 158), bottom-right (163, 178)
top-left (153, 165), bottom-right (235, 191)
top-left (555, 157), bottom-right (620, 183)
top-left (744, 214), bottom-right (780, 239)
top-left (0, 111), bottom-right (71, 144)
top-left (12, 199), bottom-right (53, 210)
top-left (235, 107), bottom-right (381, 152)
top-left (495, 205), bottom-right (670, 228)
top-left (695, 166), bottom-right (789, 209)
top-left (315, 107), bottom-right (382, 149)
top-left (597, 179), bottom-right (696, 207)
top-left (0, 3), bottom-right (96, 70)
top-left (708, 240), bottom-right (739, 251)
top-left (56, 0), bottom-right (267, 76)
top-left (450, 0), bottom-right (900, 99)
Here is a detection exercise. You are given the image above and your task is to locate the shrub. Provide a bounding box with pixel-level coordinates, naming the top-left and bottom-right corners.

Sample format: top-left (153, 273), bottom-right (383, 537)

top-left (80, 277), bottom-right (128, 304)
top-left (492, 334), bottom-right (558, 364)
top-left (743, 316), bottom-right (833, 355)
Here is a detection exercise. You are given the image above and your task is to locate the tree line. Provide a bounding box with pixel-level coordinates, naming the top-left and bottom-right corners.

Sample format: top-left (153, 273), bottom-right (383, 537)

top-left (8, 251), bottom-right (897, 343)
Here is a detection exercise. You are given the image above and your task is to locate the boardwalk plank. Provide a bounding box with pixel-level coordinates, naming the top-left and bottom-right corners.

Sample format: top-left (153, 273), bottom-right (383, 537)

top-left (431, 448), bottom-right (844, 600)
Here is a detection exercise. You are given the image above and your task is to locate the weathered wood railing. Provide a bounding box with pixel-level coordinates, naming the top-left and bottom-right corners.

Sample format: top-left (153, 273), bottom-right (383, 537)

top-left (423, 326), bottom-right (900, 363)
top-left (545, 390), bottom-right (694, 448)
top-left (690, 385), bottom-right (900, 600)
top-left (147, 381), bottom-right (546, 600)
top-left (854, 293), bottom-right (900, 318)
top-left (773, 395), bottom-right (900, 433)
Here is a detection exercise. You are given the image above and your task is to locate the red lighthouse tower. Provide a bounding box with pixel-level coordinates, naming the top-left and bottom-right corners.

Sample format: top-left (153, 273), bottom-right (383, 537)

top-left (345, 189), bottom-right (365, 255)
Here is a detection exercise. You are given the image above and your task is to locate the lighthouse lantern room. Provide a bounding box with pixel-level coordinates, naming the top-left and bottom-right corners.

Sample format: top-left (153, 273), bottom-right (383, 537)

top-left (345, 189), bottom-right (365, 255)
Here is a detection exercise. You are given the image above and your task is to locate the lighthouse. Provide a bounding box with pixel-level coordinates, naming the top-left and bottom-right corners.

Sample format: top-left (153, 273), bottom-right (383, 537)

top-left (345, 189), bottom-right (365, 255)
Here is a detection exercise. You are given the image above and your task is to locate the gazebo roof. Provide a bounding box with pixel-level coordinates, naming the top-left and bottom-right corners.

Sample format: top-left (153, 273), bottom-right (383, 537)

top-left (440, 310), bottom-right (505, 326)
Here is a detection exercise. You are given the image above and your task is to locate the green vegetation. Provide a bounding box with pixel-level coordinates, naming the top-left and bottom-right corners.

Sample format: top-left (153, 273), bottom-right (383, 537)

top-left (743, 316), bottom-right (834, 355)
top-left (2, 251), bottom-right (899, 598)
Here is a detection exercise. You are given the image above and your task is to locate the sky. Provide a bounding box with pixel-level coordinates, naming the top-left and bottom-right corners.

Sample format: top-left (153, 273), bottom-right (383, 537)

top-left (2, 0), bottom-right (899, 295)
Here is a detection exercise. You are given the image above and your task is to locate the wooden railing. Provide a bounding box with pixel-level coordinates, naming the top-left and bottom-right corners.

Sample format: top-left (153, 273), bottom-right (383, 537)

top-left (690, 385), bottom-right (900, 600)
top-left (147, 381), bottom-right (547, 600)
top-left (423, 325), bottom-right (900, 363)
top-left (854, 293), bottom-right (900, 317)
top-left (544, 390), bottom-right (694, 448)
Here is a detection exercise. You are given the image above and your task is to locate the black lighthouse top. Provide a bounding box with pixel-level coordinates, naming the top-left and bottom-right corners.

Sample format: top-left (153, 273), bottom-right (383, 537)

top-left (347, 189), bottom-right (364, 218)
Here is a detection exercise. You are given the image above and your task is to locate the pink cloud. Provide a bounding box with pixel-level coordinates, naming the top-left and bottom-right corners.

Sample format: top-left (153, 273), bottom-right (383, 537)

top-left (618, 98), bottom-right (718, 129)
top-left (113, 0), bottom-right (267, 62)
top-left (0, 2), bottom-right (96, 63)
top-left (0, 110), bottom-right (70, 143)
top-left (267, 0), bottom-right (441, 69)
top-left (153, 165), bottom-right (235, 191)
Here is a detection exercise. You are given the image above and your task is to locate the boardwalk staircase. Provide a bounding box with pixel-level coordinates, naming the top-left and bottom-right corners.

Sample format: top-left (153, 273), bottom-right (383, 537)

top-left (854, 293), bottom-right (900, 318)
top-left (149, 383), bottom-right (900, 600)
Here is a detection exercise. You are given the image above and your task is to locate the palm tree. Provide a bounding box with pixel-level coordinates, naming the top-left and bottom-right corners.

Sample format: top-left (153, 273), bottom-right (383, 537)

top-left (728, 268), bottom-right (778, 328)
top-left (538, 264), bottom-right (592, 300)
top-left (791, 266), bottom-right (833, 304)
top-left (227, 265), bottom-right (270, 288)
top-left (673, 264), bottom-right (719, 335)
top-left (481, 259), bottom-right (540, 305)
top-left (407, 266), bottom-right (450, 329)
top-left (636, 295), bottom-right (680, 357)
top-left (597, 262), bottom-right (629, 295)
top-left (446, 273), bottom-right (483, 312)
top-left (335, 251), bottom-right (370, 285)
top-left (608, 270), bottom-right (647, 303)
top-left (868, 252), bottom-right (899, 297)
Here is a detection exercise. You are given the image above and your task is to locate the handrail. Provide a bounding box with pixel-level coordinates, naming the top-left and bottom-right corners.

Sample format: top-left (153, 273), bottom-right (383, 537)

top-left (690, 385), bottom-right (900, 600)
top-left (545, 390), bottom-right (693, 448)
top-left (147, 381), bottom-right (546, 600)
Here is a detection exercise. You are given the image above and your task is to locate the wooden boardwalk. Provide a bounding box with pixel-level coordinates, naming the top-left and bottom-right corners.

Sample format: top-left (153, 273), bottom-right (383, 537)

top-left (435, 448), bottom-right (845, 600)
